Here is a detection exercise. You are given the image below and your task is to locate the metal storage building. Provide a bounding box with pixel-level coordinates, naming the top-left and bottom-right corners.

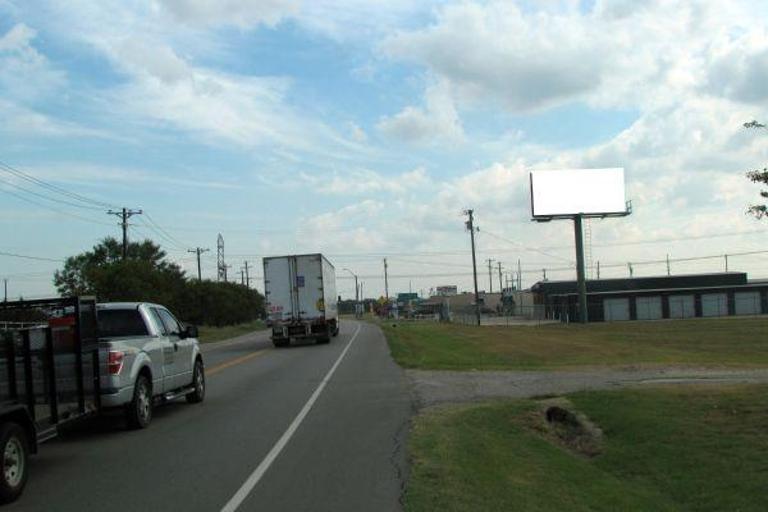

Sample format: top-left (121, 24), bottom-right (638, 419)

top-left (531, 272), bottom-right (768, 322)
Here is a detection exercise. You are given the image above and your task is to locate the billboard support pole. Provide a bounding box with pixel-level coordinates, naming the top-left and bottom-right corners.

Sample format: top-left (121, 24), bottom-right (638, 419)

top-left (574, 214), bottom-right (589, 323)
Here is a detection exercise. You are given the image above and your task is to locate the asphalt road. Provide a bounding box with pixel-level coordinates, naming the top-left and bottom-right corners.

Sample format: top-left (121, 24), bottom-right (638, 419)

top-left (9, 321), bottom-right (413, 512)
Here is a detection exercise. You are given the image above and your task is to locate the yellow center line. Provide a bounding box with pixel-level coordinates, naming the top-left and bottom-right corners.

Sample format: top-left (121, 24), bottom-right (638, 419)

top-left (207, 349), bottom-right (269, 376)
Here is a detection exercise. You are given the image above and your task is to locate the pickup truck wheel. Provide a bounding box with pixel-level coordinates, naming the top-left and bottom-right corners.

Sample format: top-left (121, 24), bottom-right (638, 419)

top-left (186, 360), bottom-right (205, 404)
top-left (0, 422), bottom-right (29, 504)
top-left (126, 374), bottom-right (153, 429)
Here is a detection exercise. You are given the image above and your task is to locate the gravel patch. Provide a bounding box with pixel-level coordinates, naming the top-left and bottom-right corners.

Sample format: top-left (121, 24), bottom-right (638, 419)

top-left (407, 367), bottom-right (768, 407)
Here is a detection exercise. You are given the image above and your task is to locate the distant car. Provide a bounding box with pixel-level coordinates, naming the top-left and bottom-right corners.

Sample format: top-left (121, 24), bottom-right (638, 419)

top-left (97, 303), bottom-right (205, 428)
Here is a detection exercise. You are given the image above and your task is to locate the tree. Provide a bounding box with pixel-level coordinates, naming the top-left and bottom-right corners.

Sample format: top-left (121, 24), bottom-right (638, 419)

top-left (54, 237), bottom-right (265, 326)
top-left (54, 238), bottom-right (186, 303)
top-left (744, 120), bottom-right (768, 219)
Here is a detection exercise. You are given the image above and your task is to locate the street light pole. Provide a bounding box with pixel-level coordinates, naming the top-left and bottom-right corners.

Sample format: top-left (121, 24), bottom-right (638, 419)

top-left (343, 268), bottom-right (360, 318)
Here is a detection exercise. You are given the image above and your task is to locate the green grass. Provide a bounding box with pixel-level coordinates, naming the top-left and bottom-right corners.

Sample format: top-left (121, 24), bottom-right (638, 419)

top-left (197, 320), bottom-right (265, 343)
top-left (405, 384), bottom-right (768, 511)
top-left (382, 317), bottom-right (768, 370)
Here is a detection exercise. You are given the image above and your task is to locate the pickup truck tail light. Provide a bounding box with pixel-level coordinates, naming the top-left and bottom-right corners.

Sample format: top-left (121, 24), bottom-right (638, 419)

top-left (108, 351), bottom-right (124, 375)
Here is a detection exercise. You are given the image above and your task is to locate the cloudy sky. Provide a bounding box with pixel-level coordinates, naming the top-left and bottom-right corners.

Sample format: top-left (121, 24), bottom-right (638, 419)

top-left (1, 0), bottom-right (768, 300)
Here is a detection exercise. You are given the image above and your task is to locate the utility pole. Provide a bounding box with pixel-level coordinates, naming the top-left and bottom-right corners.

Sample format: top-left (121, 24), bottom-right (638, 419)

top-left (543, 268), bottom-right (547, 281)
top-left (628, 262), bottom-right (634, 278)
top-left (497, 261), bottom-right (503, 293)
top-left (239, 268), bottom-right (245, 286)
top-left (107, 207), bottom-right (142, 260)
top-left (244, 261), bottom-right (251, 289)
top-left (517, 259), bottom-right (522, 290)
top-left (217, 234), bottom-right (226, 282)
top-left (487, 258), bottom-right (494, 293)
top-left (383, 258), bottom-right (389, 301)
top-left (725, 254), bottom-right (729, 272)
top-left (666, 254), bottom-right (671, 276)
top-left (3, 279), bottom-right (6, 302)
top-left (597, 261), bottom-right (601, 280)
top-left (464, 209), bottom-right (481, 326)
top-left (188, 247), bottom-right (210, 281)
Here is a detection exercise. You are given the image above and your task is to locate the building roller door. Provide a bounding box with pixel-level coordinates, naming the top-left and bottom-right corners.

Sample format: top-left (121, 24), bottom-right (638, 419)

top-left (668, 295), bottom-right (695, 319)
top-left (734, 292), bottom-right (761, 316)
top-left (603, 298), bottom-right (630, 321)
top-left (701, 293), bottom-right (728, 317)
top-left (636, 296), bottom-right (662, 320)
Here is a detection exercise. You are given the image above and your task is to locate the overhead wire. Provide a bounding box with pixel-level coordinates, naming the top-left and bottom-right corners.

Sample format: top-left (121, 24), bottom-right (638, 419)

top-left (0, 160), bottom-right (118, 209)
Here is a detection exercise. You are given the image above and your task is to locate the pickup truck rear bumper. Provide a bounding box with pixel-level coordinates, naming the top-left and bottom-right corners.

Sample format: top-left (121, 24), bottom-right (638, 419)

top-left (100, 386), bottom-right (133, 408)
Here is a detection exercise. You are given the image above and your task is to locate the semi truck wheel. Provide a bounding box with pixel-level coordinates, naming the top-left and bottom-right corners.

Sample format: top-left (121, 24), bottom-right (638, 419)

top-left (186, 359), bottom-right (205, 404)
top-left (126, 374), bottom-right (153, 429)
top-left (0, 422), bottom-right (29, 504)
top-left (316, 326), bottom-right (331, 344)
top-left (273, 337), bottom-right (289, 348)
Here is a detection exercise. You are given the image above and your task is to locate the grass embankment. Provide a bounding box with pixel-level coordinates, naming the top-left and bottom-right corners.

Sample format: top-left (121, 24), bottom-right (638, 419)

top-left (406, 384), bottom-right (768, 511)
top-left (383, 317), bottom-right (768, 370)
top-left (197, 320), bottom-right (265, 343)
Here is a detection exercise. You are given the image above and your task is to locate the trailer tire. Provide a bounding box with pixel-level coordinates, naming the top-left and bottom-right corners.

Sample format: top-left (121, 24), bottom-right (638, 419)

top-left (0, 422), bottom-right (29, 504)
top-left (186, 359), bottom-right (205, 404)
top-left (273, 338), bottom-right (289, 348)
top-left (332, 322), bottom-right (340, 337)
top-left (126, 374), bottom-right (153, 429)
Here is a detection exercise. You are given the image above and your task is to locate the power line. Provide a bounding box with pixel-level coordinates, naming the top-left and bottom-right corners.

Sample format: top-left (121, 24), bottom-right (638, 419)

top-left (0, 175), bottom-right (104, 211)
top-left (0, 251), bottom-right (64, 263)
top-left (0, 160), bottom-right (117, 209)
top-left (481, 229), bottom-right (574, 263)
top-left (0, 186), bottom-right (115, 227)
top-left (143, 212), bottom-right (189, 250)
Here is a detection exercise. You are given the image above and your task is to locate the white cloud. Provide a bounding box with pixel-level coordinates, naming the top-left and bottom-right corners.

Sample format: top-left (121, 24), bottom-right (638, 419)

top-left (300, 166), bottom-right (429, 196)
top-left (381, 1), bottom-right (763, 113)
top-left (377, 82), bottom-right (464, 144)
top-left (0, 23), bottom-right (65, 99)
top-left (347, 121), bottom-right (368, 142)
top-left (160, 0), bottom-right (299, 28)
top-left (0, 100), bottom-right (110, 138)
top-left (706, 31), bottom-right (768, 105)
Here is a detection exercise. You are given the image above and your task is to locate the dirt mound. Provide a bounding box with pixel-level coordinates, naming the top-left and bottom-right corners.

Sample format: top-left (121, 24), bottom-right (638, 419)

top-left (529, 398), bottom-right (603, 457)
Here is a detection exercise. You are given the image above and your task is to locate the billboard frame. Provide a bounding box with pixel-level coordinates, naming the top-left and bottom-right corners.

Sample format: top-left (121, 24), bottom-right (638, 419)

top-left (528, 168), bottom-right (632, 323)
top-left (529, 168), bottom-right (632, 222)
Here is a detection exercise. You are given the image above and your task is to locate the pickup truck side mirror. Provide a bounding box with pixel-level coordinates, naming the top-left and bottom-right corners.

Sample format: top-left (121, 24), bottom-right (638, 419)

top-left (181, 324), bottom-right (199, 339)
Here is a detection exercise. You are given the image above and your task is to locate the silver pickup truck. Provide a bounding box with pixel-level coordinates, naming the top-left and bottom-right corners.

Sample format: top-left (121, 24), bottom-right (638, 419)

top-left (97, 302), bottom-right (205, 429)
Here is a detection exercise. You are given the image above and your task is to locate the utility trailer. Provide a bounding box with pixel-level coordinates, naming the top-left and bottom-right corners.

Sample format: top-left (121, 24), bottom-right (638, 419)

top-left (0, 297), bottom-right (101, 503)
top-left (263, 254), bottom-right (339, 347)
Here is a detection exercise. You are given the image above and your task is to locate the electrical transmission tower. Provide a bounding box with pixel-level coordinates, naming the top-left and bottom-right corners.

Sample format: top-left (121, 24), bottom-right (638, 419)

top-left (217, 234), bottom-right (227, 282)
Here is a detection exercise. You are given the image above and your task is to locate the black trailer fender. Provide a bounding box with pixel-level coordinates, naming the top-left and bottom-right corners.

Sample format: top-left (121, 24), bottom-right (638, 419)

top-left (0, 406), bottom-right (36, 454)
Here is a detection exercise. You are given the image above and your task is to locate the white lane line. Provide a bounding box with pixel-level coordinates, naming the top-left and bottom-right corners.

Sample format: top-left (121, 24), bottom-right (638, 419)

top-left (220, 323), bottom-right (363, 512)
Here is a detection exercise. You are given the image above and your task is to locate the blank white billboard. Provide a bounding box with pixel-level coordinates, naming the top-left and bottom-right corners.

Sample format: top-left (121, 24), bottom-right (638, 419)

top-left (530, 168), bottom-right (627, 218)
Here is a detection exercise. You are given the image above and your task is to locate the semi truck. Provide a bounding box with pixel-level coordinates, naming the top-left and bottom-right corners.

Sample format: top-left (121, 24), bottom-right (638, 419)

top-left (263, 254), bottom-right (339, 347)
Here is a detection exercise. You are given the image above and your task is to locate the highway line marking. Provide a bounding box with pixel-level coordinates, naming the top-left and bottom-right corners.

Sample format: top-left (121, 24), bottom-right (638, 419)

top-left (207, 349), bottom-right (268, 376)
top-left (220, 323), bottom-right (363, 512)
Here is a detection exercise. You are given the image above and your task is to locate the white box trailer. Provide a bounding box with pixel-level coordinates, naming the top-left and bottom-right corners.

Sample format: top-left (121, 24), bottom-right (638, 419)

top-left (263, 254), bottom-right (339, 347)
